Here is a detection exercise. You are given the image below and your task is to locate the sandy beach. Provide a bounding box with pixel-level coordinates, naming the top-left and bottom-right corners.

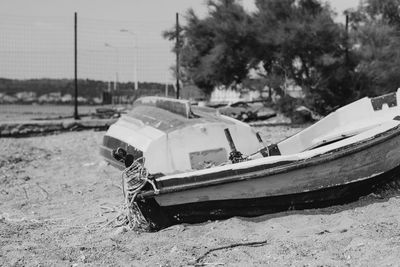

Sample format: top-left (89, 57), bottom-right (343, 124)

top-left (1, 128), bottom-right (400, 266)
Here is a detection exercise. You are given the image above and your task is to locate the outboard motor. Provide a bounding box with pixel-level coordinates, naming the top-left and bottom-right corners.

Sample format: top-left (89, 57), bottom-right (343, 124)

top-left (112, 147), bottom-right (134, 168)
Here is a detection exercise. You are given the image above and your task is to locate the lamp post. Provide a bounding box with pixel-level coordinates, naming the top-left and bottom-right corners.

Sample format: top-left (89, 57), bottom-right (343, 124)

top-left (104, 43), bottom-right (119, 91)
top-left (120, 29), bottom-right (138, 90)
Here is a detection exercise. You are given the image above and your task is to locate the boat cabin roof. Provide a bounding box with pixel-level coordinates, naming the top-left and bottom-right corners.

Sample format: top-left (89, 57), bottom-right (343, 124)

top-left (126, 97), bottom-right (237, 133)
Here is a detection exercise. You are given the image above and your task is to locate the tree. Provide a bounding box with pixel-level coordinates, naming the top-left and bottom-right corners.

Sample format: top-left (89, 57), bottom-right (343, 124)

top-left (349, 0), bottom-right (400, 97)
top-left (364, 0), bottom-right (400, 27)
top-left (164, 0), bottom-right (256, 95)
top-left (253, 0), bottom-right (355, 114)
top-left (163, 0), bottom-right (400, 115)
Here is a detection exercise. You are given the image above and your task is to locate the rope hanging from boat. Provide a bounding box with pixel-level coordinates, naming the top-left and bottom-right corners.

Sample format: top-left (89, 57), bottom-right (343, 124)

top-left (119, 157), bottom-right (159, 230)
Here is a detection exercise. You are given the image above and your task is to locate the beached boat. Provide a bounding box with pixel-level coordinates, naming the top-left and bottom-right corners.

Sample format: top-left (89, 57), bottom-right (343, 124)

top-left (102, 91), bottom-right (400, 230)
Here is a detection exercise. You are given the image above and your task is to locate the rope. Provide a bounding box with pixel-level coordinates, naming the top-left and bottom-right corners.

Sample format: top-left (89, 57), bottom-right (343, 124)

top-left (117, 157), bottom-right (159, 230)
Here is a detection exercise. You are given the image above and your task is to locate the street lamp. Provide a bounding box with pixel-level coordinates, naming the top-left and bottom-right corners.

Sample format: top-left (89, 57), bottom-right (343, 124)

top-left (104, 42), bottom-right (119, 91)
top-left (120, 29), bottom-right (138, 90)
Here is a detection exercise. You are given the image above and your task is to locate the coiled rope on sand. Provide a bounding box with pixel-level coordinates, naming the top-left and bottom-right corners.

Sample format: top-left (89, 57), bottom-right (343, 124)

top-left (112, 157), bottom-right (159, 230)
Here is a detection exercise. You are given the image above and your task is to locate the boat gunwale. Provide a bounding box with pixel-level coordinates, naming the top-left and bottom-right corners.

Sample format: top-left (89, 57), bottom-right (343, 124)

top-left (138, 123), bottom-right (400, 199)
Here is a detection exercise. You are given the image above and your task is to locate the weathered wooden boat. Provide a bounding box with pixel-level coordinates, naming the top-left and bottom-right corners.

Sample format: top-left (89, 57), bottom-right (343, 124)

top-left (101, 91), bottom-right (400, 230)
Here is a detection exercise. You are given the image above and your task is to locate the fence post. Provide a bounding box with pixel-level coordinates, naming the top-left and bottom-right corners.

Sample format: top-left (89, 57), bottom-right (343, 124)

top-left (74, 12), bottom-right (80, 120)
top-left (176, 12), bottom-right (180, 99)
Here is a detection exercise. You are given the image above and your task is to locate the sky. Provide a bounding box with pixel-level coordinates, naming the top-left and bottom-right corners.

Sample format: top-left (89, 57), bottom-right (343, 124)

top-left (0, 0), bottom-right (360, 84)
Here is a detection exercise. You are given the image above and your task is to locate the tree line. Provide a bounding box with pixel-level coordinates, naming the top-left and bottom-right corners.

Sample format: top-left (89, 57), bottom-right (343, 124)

top-left (0, 78), bottom-right (174, 99)
top-left (164, 0), bottom-right (400, 115)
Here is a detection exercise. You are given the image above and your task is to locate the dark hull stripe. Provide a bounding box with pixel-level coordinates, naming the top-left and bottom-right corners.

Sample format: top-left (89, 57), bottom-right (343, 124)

top-left (137, 164), bottom-right (400, 231)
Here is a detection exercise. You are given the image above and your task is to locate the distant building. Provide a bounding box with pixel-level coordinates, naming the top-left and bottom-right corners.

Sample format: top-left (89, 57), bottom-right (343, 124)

top-left (285, 84), bottom-right (305, 98)
top-left (61, 94), bottom-right (73, 103)
top-left (38, 94), bottom-right (50, 103)
top-left (0, 93), bottom-right (18, 104)
top-left (77, 96), bottom-right (88, 104)
top-left (102, 89), bottom-right (136, 105)
top-left (38, 92), bottom-right (62, 103)
top-left (239, 88), bottom-right (263, 101)
top-left (15, 91), bottom-right (37, 103)
top-left (210, 86), bottom-right (241, 103)
top-left (92, 97), bottom-right (102, 105)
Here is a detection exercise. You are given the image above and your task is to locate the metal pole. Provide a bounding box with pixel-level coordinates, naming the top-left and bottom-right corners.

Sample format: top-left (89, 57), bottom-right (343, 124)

top-left (176, 12), bottom-right (180, 99)
top-left (115, 48), bottom-right (119, 91)
top-left (345, 13), bottom-right (349, 67)
top-left (115, 71), bottom-right (118, 91)
top-left (224, 128), bottom-right (237, 153)
top-left (134, 36), bottom-right (138, 90)
top-left (165, 72), bottom-right (168, 97)
top-left (74, 12), bottom-right (79, 120)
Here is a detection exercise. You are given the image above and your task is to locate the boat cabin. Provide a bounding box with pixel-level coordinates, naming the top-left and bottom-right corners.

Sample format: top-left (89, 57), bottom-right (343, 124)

top-left (100, 97), bottom-right (261, 174)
